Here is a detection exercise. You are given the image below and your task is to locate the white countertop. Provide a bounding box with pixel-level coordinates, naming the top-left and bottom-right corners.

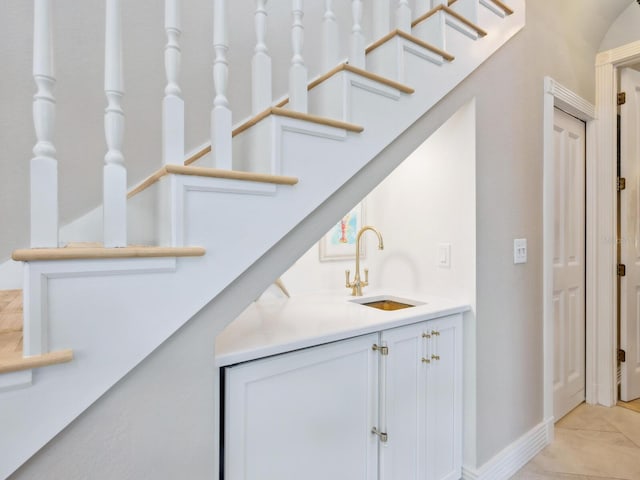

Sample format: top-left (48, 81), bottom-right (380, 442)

top-left (215, 290), bottom-right (470, 366)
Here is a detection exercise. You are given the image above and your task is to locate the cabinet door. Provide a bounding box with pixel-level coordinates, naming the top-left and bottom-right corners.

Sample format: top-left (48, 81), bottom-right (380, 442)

top-left (425, 314), bottom-right (463, 480)
top-left (224, 334), bottom-right (379, 480)
top-left (379, 321), bottom-right (428, 480)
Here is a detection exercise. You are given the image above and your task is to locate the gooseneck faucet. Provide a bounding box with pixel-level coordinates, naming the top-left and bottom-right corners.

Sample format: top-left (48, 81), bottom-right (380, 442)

top-left (345, 226), bottom-right (384, 296)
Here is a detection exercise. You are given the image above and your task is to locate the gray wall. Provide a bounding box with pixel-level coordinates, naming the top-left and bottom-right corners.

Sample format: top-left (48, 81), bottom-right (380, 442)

top-left (8, 0), bottom-right (636, 478)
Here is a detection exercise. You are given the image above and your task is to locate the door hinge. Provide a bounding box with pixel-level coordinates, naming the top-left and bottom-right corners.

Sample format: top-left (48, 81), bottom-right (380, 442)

top-left (618, 92), bottom-right (626, 106)
top-left (618, 264), bottom-right (626, 276)
top-left (618, 177), bottom-right (626, 191)
top-left (618, 349), bottom-right (626, 363)
top-left (372, 344), bottom-right (389, 356)
top-left (371, 427), bottom-right (388, 443)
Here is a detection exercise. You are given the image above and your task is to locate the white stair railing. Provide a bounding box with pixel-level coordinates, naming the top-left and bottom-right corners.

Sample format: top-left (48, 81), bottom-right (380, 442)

top-left (372, 0), bottom-right (391, 39)
top-left (289, 0), bottom-right (307, 113)
top-left (397, 0), bottom-right (412, 32)
top-left (163, 0), bottom-right (184, 165)
top-left (103, 0), bottom-right (127, 248)
top-left (350, 0), bottom-right (365, 69)
top-left (31, 0), bottom-right (58, 249)
top-left (252, 0), bottom-right (272, 115)
top-left (212, 0), bottom-right (232, 169)
top-left (322, 0), bottom-right (339, 72)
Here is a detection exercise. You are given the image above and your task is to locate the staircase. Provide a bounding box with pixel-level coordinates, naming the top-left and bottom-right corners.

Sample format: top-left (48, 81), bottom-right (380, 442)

top-left (0, 0), bottom-right (525, 477)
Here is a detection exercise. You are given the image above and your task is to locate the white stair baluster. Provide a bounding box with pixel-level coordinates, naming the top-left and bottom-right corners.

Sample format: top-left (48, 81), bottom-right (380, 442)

top-left (163, 0), bottom-right (184, 165)
top-left (289, 0), bottom-right (307, 113)
top-left (350, 0), bottom-right (365, 69)
top-left (322, 0), bottom-right (339, 72)
top-left (31, 0), bottom-right (58, 248)
top-left (104, 0), bottom-right (127, 248)
top-left (252, 0), bottom-right (272, 114)
top-left (212, 0), bottom-right (232, 169)
top-left (372, 0), bottom-right (391, 40)
top-left (415, 0), bottom-right (432, 17)
top-left (396, 0), bottom-right (412, 32)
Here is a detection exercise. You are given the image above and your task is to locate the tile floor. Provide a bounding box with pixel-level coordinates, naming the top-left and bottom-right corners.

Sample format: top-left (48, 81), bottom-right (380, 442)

top-left (512, 403), bottom-right (640, 479)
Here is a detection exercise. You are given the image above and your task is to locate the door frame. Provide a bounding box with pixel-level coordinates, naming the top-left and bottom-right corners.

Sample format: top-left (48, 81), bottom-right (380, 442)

top-left (543, 77), bottom-right (595, 436)
top-left (594, 40), bottom-right (640, 407)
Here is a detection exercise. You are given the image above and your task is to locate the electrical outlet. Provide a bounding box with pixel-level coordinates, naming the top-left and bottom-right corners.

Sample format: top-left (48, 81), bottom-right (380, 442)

top-left (513, 238), bottom-right (527, 264)
top-left (437, 243), bottom-right (451, 268)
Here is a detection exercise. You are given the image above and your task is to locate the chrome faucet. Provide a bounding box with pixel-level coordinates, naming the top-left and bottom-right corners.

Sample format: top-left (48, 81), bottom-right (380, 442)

top-left (345, 226), bottom-right (384, 296)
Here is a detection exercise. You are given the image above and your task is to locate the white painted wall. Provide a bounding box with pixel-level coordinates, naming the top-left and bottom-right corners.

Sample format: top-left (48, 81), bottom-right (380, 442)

top-left (281, 99), bottom-right (475, 305)
top-left (600, 2), bottom-right (640, 52)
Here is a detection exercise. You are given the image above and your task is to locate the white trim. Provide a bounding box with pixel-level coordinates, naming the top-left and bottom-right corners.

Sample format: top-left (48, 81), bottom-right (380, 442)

top-left (593, 40), bottom-right (640, 407)
top-left (542, 77), bottom-right (595, 421)
top-left (461, 417), bottom-right (553, 480)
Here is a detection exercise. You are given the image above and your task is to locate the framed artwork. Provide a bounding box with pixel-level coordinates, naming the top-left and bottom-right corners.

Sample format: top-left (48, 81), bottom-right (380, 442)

top-left (319, 202), bottom-right (366, 261)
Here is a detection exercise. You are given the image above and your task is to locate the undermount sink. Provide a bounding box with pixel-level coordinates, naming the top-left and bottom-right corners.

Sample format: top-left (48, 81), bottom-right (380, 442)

top-left (350, 295), bottom-right (425, 311)
top-left (361, 300), bottom-right (415, 311)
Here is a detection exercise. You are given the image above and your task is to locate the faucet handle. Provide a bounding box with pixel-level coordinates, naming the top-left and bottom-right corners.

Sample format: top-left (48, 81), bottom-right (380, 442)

top-left (363, 268), bottom-right (369, 286)
top-left (345, 270), bottom-right (351, 288)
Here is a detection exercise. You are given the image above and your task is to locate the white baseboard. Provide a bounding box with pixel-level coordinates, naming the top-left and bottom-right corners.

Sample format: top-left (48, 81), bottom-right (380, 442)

top-left (462, 417), bottom-right (553, 480)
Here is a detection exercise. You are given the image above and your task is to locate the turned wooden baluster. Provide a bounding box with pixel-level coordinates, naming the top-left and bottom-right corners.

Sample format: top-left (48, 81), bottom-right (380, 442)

top-left (31, 0), bottom-right (58, 248)
top-left (212, 0), bottom-right (232, 169)
top-left (322, 0), bottom-right (339, 72)
top-left (350, 0), bottom-right (365, 69)
top-left (163, 0), bottom-right (184, 165)
top-left (104, 0), bottom-right (127, 247)
top-left (397, 0), bottom-right (412, 32)
top-left (372, 0), bottom-right (391, 40)
top-left (252, 0), bottom-right (272, 114)
top-left (289, 0), bottom-right (307, 113)
top-left (415, 0), bottom-right (432, 16)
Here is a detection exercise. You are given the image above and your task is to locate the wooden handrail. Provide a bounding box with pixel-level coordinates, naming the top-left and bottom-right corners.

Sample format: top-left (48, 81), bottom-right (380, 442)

top-left (0, 349), bottom-right (73, 374)
top-left (12, 246), bottom-right (206, 262)
top-left (366, 29), bottom-right (455, 62)
top-left (412, 5), bottom-right (488, 37)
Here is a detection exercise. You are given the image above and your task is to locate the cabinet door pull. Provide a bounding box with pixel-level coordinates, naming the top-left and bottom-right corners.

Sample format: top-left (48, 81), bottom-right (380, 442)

top-left (422, 332), bottom-right (431, 338)
top-left (421, 357), bottom-right (431, 363)
top-left (431, 354), bottom-right (440, 361)
top-left (371, 426), bottom-right (388, 442)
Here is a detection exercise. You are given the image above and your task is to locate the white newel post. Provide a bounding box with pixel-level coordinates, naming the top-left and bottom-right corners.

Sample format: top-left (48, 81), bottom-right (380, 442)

top-left (372, 0), bottom-right (390, 40)
top-left (212, 0), bottom-right (232, 169)
top-left (289, 0), bottom-right (307, 113)
top-left (350, 0), bottom-right (365, 69)
top-left (104, 0), bottom-right (127, 247)
top-left (163, 0), bottom-right (184, 165)
top-left (31, 0), bottom-right (58, 248)
top-left (322, 0), bottom-right (339, 72)
top-left (252, 0), bottom-right (272, 115)
top-left (396, 0), bottom-right (412, 32)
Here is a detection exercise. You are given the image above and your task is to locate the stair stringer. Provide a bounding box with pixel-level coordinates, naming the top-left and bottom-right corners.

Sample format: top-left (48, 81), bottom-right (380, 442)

top-left (0, 2), bottom-right (524, 477)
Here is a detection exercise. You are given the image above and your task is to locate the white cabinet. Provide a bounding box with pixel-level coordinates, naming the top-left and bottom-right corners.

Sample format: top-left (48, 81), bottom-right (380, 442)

top-left (223, 333), bottom-right (379, 480)
top-left (381, 314), bottom-right (462, 480)
top-left (223, 314), bottom-right (462, 480)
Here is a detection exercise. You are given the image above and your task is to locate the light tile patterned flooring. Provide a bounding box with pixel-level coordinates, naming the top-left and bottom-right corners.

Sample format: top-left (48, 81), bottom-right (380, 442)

top-left (0, 289), bottom-right (23, 356)
top-left (512, 402), bottom-right (640, 480)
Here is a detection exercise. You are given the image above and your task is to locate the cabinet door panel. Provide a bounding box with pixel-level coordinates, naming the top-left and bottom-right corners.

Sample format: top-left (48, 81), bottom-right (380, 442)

top-left (224, 334), bottom-right (379, 480)
top-left (380, 322), bottom-right (427, 480)
top-left (426, 315), bottom-right (462, 480)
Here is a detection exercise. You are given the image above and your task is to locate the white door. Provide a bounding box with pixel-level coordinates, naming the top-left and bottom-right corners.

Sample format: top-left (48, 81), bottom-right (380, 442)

top-left (552, 107), bottom-right (586, 420)
top-left (224, 334), bottom-right (379, 480)
top-left (620, 67), bottom-right (640, 402)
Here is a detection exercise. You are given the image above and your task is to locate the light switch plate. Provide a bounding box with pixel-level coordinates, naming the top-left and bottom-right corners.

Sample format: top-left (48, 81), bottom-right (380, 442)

top-left (437, 243), bottom-right (451, 268)
top-left (514, 238), bottom-right (527, 264)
